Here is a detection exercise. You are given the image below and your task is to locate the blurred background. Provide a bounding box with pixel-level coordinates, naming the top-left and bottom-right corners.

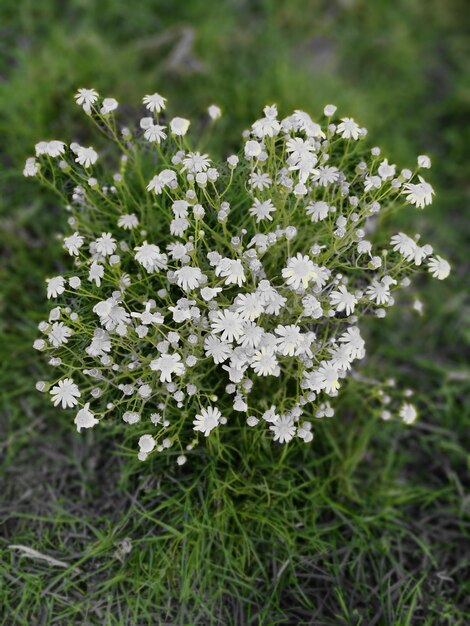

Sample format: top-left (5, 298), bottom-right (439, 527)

top-left (1, 0), bottom-right (469, 623)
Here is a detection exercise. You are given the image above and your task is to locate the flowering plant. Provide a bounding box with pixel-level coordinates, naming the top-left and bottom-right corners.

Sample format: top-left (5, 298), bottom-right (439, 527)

top-left (27, 89), bottom-right (450, 464)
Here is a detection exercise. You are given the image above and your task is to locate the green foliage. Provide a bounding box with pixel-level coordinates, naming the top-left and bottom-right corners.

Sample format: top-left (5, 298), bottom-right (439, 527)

top-left (1, 0), bottom-right (469, 623)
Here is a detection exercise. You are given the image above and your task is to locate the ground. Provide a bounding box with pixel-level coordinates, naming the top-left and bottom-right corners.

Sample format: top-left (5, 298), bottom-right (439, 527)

top-left (0, 1), bottom-right (469, 624)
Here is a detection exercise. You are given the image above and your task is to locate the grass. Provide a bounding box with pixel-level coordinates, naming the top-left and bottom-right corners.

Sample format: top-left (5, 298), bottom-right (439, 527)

top-left (1, 0), bottom-right (469, 623)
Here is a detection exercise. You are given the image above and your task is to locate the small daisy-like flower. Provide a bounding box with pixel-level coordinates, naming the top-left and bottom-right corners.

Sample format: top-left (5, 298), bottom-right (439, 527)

top-left (48, 322), bottom-right (73, 347)
top-left (306, 201), bottom-right (329, 222)
top-left (249, 198), bottom-right (276, 222)
top-left (399, 403), bottom-right (417, 425)
top-left (150, 353), bottom-right (185, 383)
top-left (251, 348), bottom-right (279, 376)
top-left (46, 276), bottom-right (65, 299)
top-left (63, 232), bottom-right (84, 256)
top-left (75, 146), bottom-right (98, 168)
top-left (50, 378), bottom-right (81, 408)
top-left (336, 117), bottom-right (360, 140)
top-left (74, 403), bottom-right (99, 432)
top-left (427, 255), bottom-right (450, 280)
top-left (143, 123), bottom-right (167, 143)
top-left (329, 285), bottom-right (358, 316)
top-left (282, 254), bottom-right (317, 290)
top-left (75, 88), bottom-right (99, 110)
top-left (134, 242), bottom-right (167, 273)
top-left (215, 259), bottom-right (246, 286)
top-left (193, 406), bottom-right (222, 437)
top-left (402, 175), bottom-right (434, 208)
top-left (275, 324), bottom-right (303, 357)
top-left (390, 233), bottom-right (417, 261)
top-left (204, 335), bottom-right (232, 364)
top-left (118, 214), bottom-right (139, 230)
top-left (95, 233), bottom-right (116, 257)
top-left (249, 169), bottom-right (272, 191)
top-left (174, 266), bottom-right (204, 291)
top-left (211, 310), bottom-right (244, 343)
top-left (270, 416), bottom-right (296, 443)
top-left (143, 93), bottom-right (167, 113)
top-left (182, 152), bottom-right (211, 174)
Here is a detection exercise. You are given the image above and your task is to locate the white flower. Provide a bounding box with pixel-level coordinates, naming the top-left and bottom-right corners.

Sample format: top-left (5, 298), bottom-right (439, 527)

top-left (312, 166), bottom-right (339, 186)
top-left (336, 117), bottom-right (360, 140)
top-left (23, 157), bottom-right (39, 177)
top-left (249, 198), bottom-right (276, 222)
top-left (215, 259), bottom-right (246, 286)
top-left (50, 378), bottom-right (80, 408)
top-left (234, 293), bottom-right (264, 321)
top-left (378, 158), bottom-right (396, 180)
top-left (48, 322), bottom-right (73, 347)
top-left (143, 93), bottom-right (167, 113)
top-left (123, 411), bottom-right (140, 424)
top-left (75, 88), bottom-right (99, 111)
top-left (428, 255), bottom-right (450, 280)
top-left (329, 285), bottom-right (358, 316)
top-left (193, 406), bottom-right (222, 437)
top-left (100, 98), bottom-right (118, 114)
top-left (251, 348), bottom-right (279, 376)
top-left (275, 324), bottom-right (303, 356)
top-left (366, 279), bottom-right (392, 305)
top-left (400, 403), bottom-right (417, 425)
top-left (306, 201), bottom-right (329, 222)
top-left (208, 104), bottom-right (222, 120)
top-left (146, 169), bottom-right (177, 194)
top-left (249, 170), bottom-right (272, 191)
top-left (182, 152), bottom-right (211, 174)
top-left (46, 276), bottom-right (65, 299)
top-left (238, 322), bottom-right (264, 349)
top-left (75, 146), bottom-right (98, 168)
top-left (35, 140), bottom-right (66, 158)
top-left (417, 155), bottom-right (431, 168)
top-left (134, 242), bottom-right (167, 272)
top-left (211, 310), bottom-right (244, 343)
top-left (324, 104), bottom-right (337, 116)
top-left (95, 233), bottom-right (116, 257)
top-left (390, 233), bottom-right (417, 262)
top-left (63, 232), bottom-right (84, 256)
top-left (270, 416), bottom-right (296, 443)
top-left (175, 266), bottom-right (204, 291)
top-left (170, 117), bottom-right (190, 136)
top-left (88, 262), bottom-right (104, 286)
top-left (138, 435), bottom-right (155, 453)
top-left (245, 140), bottom-right (262, 158)
top-left (144, 123), bottom-right (167, 143)
top-left (402, 175), bottom-right (434, 208)
top-left (282, 253), bottom-right (317, 290)
top-left (200, 286), bottom-right (222, 302)
top-left (204, 335), bottom-right (232, 364)
top-left (74, 403), bottom-right (99, 432)
top-left (150, 353), bottom-right (185, 383)
top-left (118, 214), bottom-right (139, 230)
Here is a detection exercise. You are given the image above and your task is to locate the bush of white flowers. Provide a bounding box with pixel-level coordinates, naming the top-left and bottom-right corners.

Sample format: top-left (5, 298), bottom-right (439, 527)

top-left (27, 89), bottom-right (450, 463)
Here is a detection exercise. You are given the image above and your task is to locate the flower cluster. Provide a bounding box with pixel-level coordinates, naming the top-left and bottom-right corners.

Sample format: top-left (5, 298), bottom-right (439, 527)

top-left (27, 90), bottom-right (450, 463)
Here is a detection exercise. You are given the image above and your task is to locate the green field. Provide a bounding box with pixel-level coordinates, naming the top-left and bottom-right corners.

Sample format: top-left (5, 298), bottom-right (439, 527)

top-left (1, 1), bottom-right (469, 623)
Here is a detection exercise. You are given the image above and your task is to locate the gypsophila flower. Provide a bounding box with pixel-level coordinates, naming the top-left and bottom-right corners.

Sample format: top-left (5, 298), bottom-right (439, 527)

top-left (50, 378), bottom-right (80, 408)
top-left (28, 92), bottom-right (450, 462)
top-left (143, 93), bottom-right (167, 113)
top-left (193, 406), bottom-right (222, 437)
top-left (427, 256), bottom-right (451, 280)
top-left (75, 146), bottom-right (98, 168)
